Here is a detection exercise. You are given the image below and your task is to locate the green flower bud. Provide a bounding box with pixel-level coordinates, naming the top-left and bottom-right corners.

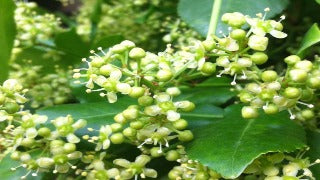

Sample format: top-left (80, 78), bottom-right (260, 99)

top-left (248, 35), bottom-right (268, 51)
top-left (4, 102), bottom-right (20, 114)
top-left (63, 143), bottom-right (76, 153)
top-left (91, 58), bottom-right (104, 68)
top-left (263, 104), bottom-right (279, 114)
top-left (173, 119), bottom-right (188, 130)
top-left (263, 166), bottom-right (279, 176)
top-left (138, 96), bottom-right (153, 106)
top-left (110, 133), bottom-right (124, 144)
top-left (261, 70), bottom-right (278, 82)
top-left (36, 157), bottom-right (54, 168)
top-left (21, 138), bottom-right (35, 147)
top-left (123, 127), bottom-right (136, 137)
top-left (259, 89), bottom-right (275, 101)
top-left (195, 172), bottom-right (209, 180)
top-left (159, 101), bottom-right (175, 112)
top-left (242, 106), bottom-right (259, 119)
top-left (58, 125), bottom-right (74, 136)
top-left (168, 169), bottom-right (180, 180)
top-left (129, 87), bottom-right (145, 98)
top-left (289, 69), bottom-right (308, 82)
top-left (130, 121), bottom-right (144, 130)
top-left (251, 52), bottom-right (268, 65)
top-left (122, 108), bottom-right (139, 120)
top-left (156, 69), bottom-right (173, 82)
top-left (111, 123), bottom-right (122, 132)
top-left (283, 176), bottom-right (299, 180)
top-left (100, 65), bottom-right (113, 76)
top-left (284, 87), bottom-right (301, 99)
top-left (180, 101), bottom-right (195, 112)
top-left (114, 113), bottom-right (127, 124)
top-left (165, 150), bottom-right (180, 161)
top-left (239, 92), bottom-right (253, 103)
top-left (178, 130), bottom-right (194, 142)
top-left (150, 147), bottom-right (163, 157)
top-left (231, 29), bottom-right (246, 40)
top-left (121, 40), bottom-right (135, 49)
top-left (50, 140), bottom-right (64, 148)
top-left (221, 13), bottom-right (232, 23)
top-left (129, 47), bottom-right (146, 59)
top-left (166, 87), bottom-right (181, 97)
top-left (228, 12), bottom-right (246, 27)
top-left (10, 151), bottom-right (21, 161)
top-left (284, 55), bottom-right (301, 65)
top-left (202, 40), bottom-right (216, 51)
top-left (111, 44), bottom-right (126, 53)
top-left (295, 60), bottom-right (313, 72)
top-left (307, 77), bottom-right (320, 89)
top-left (95, 170), bottom-right (109, 180)
top-left (301, 109), bottom-right (314, 120)
top-left (53, 154), bottom-right (68, 165)
top-left (201, 62), bottom-right (216, 75)
top-left (267, 153), bottom-right (285, 163)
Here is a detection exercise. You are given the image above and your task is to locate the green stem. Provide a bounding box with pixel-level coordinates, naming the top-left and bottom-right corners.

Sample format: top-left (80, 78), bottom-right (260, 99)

top-left (206, 0), bottom-right (222, 39)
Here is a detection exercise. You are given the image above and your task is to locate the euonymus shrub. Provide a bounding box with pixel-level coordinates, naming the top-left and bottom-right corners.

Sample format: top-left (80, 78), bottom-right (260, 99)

top-left (1, 0), bottom-right (320, 180)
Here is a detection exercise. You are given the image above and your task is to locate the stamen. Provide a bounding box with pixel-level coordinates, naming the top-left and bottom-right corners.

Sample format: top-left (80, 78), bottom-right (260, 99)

top-left (231, 74), bottom-right (237, 85)
top-left (297, 101), bottom-right (314, 108)
top-left (21, 170), bottom-right (31, 179)
top-left (279, 15), bottom-right (286, 22)
top-left (32, 169), bottom-right (39, 176)
top-left (288, 109), bottom-right (295, 120)
top-left (165, 139), bottom-right (169, 147)
top-left (158, 143), bottom-right (163, 153)
top-left (216, 70), bottom-right (225, 78)
top-left (219, 31), bottom-right (227, 38)
top-left (138, 138), bottom-right (152, 148)
top-left (97, 47), bottom-right (107, 56)
top-left (241, 70), bottom-right (247, 79)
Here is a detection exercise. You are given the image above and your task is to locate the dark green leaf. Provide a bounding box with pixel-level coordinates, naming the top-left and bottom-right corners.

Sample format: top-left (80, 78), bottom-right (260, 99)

top-left (54, 28), bottom-right (90, 66)
top-left (177, 77), bottom-right (235, 106)
top-left (178, 0), bottom-right (289, 37)
top-left (297, 23), bottom-right (320, 57)
top-left (37, 97), bottom-right (136, 135)
top-left (306, 130), bottom-right (320, 179)
top-left (185, 104), bottom-right (307, 178)
top-left (0, 0), bottom-right (16, 82)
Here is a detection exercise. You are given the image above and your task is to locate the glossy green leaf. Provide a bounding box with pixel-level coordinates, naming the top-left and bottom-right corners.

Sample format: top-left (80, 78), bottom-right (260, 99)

top-left (178, 0), bottom-right (289, 37)
top-left (316, 0), bottom-right (320, 4)
top-left (297, 23), bottom-right (320, 57)
top-left (0, 0), bottom-right (16, 82)
top-left (54, 28), bottom-right (90, 66)
top-left (0, 154), bottom-right (43, 180)
top-left (185, 104), bottom-right (307, 178)
top-left (306, 130), bottom-right (320, 179)
top-left (177, 77), bottom-right (235, 106)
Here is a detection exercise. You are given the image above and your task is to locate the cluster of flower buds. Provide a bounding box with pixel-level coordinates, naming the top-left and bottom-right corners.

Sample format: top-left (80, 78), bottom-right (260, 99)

top-left (239, 55), bottom-right (320, 121)
top-left (10, 63), bottom-right (72, 108)
top-left (8, 115), bottom-right (86, 179)
top-left (243, 153), bottom-right (320, 179)
top-left (14, 2), bottom-right (61, 47)
top-left (161, 18), bottom-right (201, 47)
top-left (168, 145), bottom-right (222, 180)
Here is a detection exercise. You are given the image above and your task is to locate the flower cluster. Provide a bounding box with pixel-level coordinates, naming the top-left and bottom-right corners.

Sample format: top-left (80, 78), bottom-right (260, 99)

top-left (10, 63), bottom-right (72, 108)
top-left (14, 2), bottom-right (61, 47)
top-left (243, 153), bottom-right (320, 179)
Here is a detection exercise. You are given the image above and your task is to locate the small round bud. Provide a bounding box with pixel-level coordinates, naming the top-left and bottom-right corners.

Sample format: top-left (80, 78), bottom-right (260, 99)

top-left (120, 40), bottom-right (135, 49)
top-left (165, 150), bottom-right (180, 161)
top-left (138, 96), bottom-right (153, 106)
top-left (114, 113), bottom-right (126, 124)
top-left (173, 119), bottom-right (188, 130)
top-left (150, 147), bottom-right (163, 157)
top-left (284, 87), bottom-right (301, 99)
top-left (242, 106), bottom-right (259, 119)
top-left (307, 77), bottom-right (320, 89)
top-left (129, 87), bottom-right (145, 98)
top-left (4, 102), bottom-right (20, 114)
top-left (248, 35), bottom-right (268, 51)
top-left (21, 138), bottom-right (35, 147)
top-left (301, 109), bottom-right (315, 120)
top-left (130, 121), bottom-right (144, 130)
top-left (166, 87), bottom-right (181, 97)
top-left (261, 70), bottom-right (278, 82)
top-left (201, 62), bottom-right (216, 75)
top-left (123, 127), bottom-right (136, 137)
top-left (111, 123), bottom-right (122, 132)
top-left (110, 133), bottom-right (124, 144)
top-left (38, 127), bottom-right (51, 137)
top-left (295, 60), bottom-right (313, 72)
top-left (129, 48), bottom-right (146, 59)
top-left (284, 55), bottom-right (301, 65)
top-left (122, 108), bottom-right (139, 120)
top-left (53, 154), bottom-right (68, 165)
top-left (178, 130), bottom-right (194, 142)
top-left (63, 143), bottom-right (76, 153)
top-left (289, 69), bottom-right (308, 82)
top-left (111, 44), bottom-right (126, 53)
top-left (180, 101), bottom-right (196, 112)
top-left (228, 12), bottom-right (246, 27)
top-left (251, 52), bottom-right (268, 65)
top-left (100, 65), bottom-right (113, 76)
top-left (231, 29), bottom-right (246, 40)
top-left (156, 69), bottom-right (173, 82)
top-left (10, 151), bottom-right (20, 161)
top-left (263, 166), bottom-right (279, 176)
top-left (221, 13), bottom-right (232, 23)
top-left (168, 169), bottom-right (180, 180)
top-left (91, 58), bottom-right (104, 68)
top-left (263, 104), bottom-right (279, 114)
top-left (202, 40), bottom-right (216, 51)
top-left (36, 157), bottom-right (54, 168)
